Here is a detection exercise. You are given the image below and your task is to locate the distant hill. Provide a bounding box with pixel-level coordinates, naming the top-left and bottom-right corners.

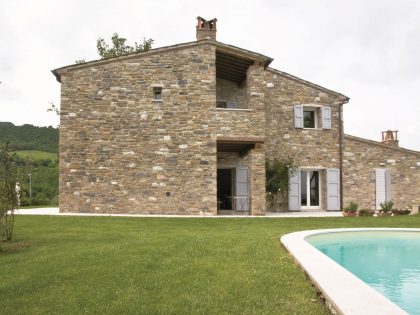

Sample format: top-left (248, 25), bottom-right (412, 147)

top-left (0, 122), bottom-right (58, 153)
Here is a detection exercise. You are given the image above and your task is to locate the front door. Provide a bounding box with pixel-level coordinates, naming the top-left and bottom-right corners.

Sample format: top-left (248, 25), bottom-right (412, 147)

top-left (300, 170), bottom-right (320, 209)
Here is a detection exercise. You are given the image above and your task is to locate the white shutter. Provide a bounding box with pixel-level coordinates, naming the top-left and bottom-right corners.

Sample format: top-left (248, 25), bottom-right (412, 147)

top-left (385, 169), bottom-right (392, 201)
top-left (376, 168), bottom-right (392, 209)
top-left (288, 169), bottom-right (301, 210)
top-left (322, 107), bottom-right (331, 129)
top-left (294, 105), bottom-right (303, 128)
top-left (235, 167), bottom-right (249, 211)
top-left (326, 168), bottom-right (340, 210)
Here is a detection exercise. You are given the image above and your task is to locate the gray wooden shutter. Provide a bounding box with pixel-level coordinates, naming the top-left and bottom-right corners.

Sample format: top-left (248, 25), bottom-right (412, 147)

top-left (326, 168), bottom-right (340, 210)
top-left (385, 169), bottom-right (392, 201)
top-left (376, 168), bottom-right (392, 209)
top-left (294, 105), bottom-right (303, 128)
top-left (322, 106), bottom-right (331, 129)
top-left (375, 168), bottom-right (386, 209)
top-left (235, 167), bottom-right (249, 211)
top-left (288, 169), bottom-right (301, 210)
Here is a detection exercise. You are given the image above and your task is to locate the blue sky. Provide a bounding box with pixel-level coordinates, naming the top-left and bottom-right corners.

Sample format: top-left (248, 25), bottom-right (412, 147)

top-left (0, 0), bottom-right (419, 150)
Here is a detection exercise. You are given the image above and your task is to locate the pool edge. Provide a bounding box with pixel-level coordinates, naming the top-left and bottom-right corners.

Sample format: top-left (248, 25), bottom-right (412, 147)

top-left (281, 228), bottom-right (416, 315)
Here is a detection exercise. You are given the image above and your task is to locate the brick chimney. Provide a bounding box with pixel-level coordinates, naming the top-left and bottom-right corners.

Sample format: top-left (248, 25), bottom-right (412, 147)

top-left (381, 130), bottom-right (399, 147)
top-left (196, 16), bottom-right (217, 41)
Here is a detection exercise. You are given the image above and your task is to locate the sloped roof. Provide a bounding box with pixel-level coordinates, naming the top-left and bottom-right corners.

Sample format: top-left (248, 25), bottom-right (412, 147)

top-left (51, 39), bottom-right (349, 100)
top-left (52, 40), bottom-right (273, 83)
top-left (345, 134), bottom-right (420, 156)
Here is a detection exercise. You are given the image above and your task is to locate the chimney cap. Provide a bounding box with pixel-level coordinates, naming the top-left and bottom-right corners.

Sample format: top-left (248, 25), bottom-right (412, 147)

top-left (196, 17), bottom-right (217, 41)
top-left (381, 130), bottom-right (399, 146)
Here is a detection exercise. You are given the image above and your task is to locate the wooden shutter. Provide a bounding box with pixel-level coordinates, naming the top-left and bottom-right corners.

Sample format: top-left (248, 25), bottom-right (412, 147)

top-left (385, 169), bottom-right (392, 201)
top-left (376, 168), bottom-right (392, 209)
top-left (294, 105), bottom-right (303, 128)
top-left (235, 167), bottom-right (249, 211)
top-left (322, 107), bottom-right (332, 129)
top-left (288, 169), bottom-right (301, 210)
top-left (326, 168), bottom-right (340, 210)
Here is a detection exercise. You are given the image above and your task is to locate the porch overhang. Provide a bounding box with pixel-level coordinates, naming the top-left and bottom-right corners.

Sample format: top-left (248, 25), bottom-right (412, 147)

top-left (217, 137), bottom-right (264, 157)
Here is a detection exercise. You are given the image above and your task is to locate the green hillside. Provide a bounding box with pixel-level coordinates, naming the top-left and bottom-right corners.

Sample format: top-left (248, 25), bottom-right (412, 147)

top-left (14, 150), bottom-right (58, 161)
top-left (1, 123), bottom-right (59, 206)
top-left (0, 122), bottom-right (58, 153)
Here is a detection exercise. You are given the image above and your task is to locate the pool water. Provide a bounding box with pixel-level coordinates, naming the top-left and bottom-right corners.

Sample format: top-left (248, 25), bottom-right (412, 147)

top-left (307, 231), bottom-right (420, 315)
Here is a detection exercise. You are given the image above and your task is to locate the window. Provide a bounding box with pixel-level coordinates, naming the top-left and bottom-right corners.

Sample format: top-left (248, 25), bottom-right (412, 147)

top-left (153, 87), bottom-right (162, 100)
top-left (216, 100), bottom-right (237, 109)
top-left (217, 100), bottom-right (227, 108)
top-left (294, 105), bottom-right (331, 129)
top-left (303, 107), bottom-right (320, 129)
top-left (303, 108), bottom-right (318, 128)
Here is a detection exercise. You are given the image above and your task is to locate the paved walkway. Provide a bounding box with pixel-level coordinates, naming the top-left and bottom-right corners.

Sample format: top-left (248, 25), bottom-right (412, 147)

top-left (14, 208), bottom-right (343, 218)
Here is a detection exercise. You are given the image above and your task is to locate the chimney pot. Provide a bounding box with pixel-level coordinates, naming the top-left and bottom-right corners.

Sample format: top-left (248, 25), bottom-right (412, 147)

top-left (196, 16), bottom-right (217, 41)
top-left (381, 130), bottom-right (399, 147)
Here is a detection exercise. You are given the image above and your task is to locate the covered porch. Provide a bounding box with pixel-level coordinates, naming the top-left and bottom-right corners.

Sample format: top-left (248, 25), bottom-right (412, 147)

top-left (216, 137), bottom-right (266, 215)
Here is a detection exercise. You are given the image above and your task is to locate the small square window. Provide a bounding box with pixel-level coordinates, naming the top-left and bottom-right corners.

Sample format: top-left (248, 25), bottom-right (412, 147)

top-left (153, 87), bottom-right (162, 100)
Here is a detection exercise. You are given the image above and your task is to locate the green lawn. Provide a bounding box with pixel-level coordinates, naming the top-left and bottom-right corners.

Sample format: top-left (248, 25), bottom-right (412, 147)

top-left (1, 215), bottom-right (419, 314)
top-left (13, 150), bottom-right (58, 161)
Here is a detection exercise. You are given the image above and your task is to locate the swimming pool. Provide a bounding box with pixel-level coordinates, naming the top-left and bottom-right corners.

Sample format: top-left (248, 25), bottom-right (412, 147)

top-left (281, 228), bottom-right (420, 315)
top-left (307, 231), bottom-right (420, 315)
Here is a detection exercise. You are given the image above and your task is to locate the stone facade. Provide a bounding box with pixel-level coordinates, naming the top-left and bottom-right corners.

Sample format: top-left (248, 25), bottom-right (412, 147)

top-left (59, 43), bottom-right (217, 214)
top-left (54, 21), bottom-right (419, 215)
top-left (343, 135), bottom-right (420, 209)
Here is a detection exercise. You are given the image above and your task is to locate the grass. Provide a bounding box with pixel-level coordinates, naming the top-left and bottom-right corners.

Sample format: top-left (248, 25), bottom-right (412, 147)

top-left (13, 150), bottom-right (57, 161)
top-left (1, 215), bottom-right (419, 314)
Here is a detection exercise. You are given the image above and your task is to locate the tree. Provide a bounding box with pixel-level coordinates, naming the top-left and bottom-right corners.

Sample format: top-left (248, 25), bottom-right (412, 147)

top-left (0, 143), bottom-right (20, 241)
top-left (47, 101), bottom-right (60, 116)
top-left (96, 33), bottom-right (153, 59)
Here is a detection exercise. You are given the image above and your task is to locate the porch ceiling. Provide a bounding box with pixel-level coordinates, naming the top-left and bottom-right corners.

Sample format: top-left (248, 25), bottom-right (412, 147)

top-left (217, 137), bottom-right (264, 157)
top-left (216, 51), bottom-right (254, 85)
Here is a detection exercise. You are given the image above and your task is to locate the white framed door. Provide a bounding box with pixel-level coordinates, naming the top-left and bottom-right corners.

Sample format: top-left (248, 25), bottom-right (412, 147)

top-left (300, 170), bottom-right (321, 210)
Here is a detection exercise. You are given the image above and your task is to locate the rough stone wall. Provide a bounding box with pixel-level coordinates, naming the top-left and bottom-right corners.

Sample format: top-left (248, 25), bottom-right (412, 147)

top-left (260, 69), bottom-right (346, 210)
top-left (249, 148), bottom-right (266, 215)
top-left (216, 77), bottom-right (247, 108)
top-left (343, 136), bottom-right (420, 209)
top-left (262, 69), bottom-right (344, 167)
top-left (59, 44), bottom-right (218, 214)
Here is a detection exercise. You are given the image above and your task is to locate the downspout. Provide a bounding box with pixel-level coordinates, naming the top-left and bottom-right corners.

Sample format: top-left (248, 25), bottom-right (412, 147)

top-left (338, 98), bottom-right (350, 211)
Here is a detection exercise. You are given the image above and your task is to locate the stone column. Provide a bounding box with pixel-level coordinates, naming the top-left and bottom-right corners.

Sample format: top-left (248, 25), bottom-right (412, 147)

top-left (249, 147), bottom-right (266, 215)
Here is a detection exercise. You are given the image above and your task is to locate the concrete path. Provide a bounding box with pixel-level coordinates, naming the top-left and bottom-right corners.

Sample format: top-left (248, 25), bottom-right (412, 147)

top-left (14, 208), bottom-right (343, 218)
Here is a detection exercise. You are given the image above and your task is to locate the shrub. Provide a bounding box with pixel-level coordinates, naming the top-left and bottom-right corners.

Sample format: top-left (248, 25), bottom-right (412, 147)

top-left (266, 159), bottom-right (296, 211)
top-left (0, 143), bottom-right (20, 241)
top-left (344, 201), bottom-right (358, 213)
top-left (358, 209), bottom-right (375, 217)
top-left (379, 200), bottom-right (394, 213)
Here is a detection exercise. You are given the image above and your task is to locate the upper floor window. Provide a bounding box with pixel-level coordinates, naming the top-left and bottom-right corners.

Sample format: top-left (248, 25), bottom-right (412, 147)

top-left (217, 100), bottom-right (237, 109)
top-left (294, 105), bottom-right (331, 129)
top-left (303, 108), bottom-right (319, 128)
top-left (153, 87), bottom-right (162, 100)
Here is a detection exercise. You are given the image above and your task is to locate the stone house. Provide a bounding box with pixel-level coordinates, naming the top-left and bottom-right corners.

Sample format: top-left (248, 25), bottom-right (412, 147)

top-left (52, 17), bottom-right (420, 215)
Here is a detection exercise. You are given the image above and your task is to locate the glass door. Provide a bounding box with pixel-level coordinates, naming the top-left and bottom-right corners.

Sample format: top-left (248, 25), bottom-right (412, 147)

top-left (301, 170), bottom-right (320, 209)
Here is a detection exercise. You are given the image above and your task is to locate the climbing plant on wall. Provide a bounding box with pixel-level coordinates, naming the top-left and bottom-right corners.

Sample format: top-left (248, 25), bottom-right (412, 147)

top-left (266, 159), bottom-right (297, 211)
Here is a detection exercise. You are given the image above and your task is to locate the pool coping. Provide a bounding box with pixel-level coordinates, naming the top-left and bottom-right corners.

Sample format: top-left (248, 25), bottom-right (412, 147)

top-left (280, 228), bottom-right (417, 315)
